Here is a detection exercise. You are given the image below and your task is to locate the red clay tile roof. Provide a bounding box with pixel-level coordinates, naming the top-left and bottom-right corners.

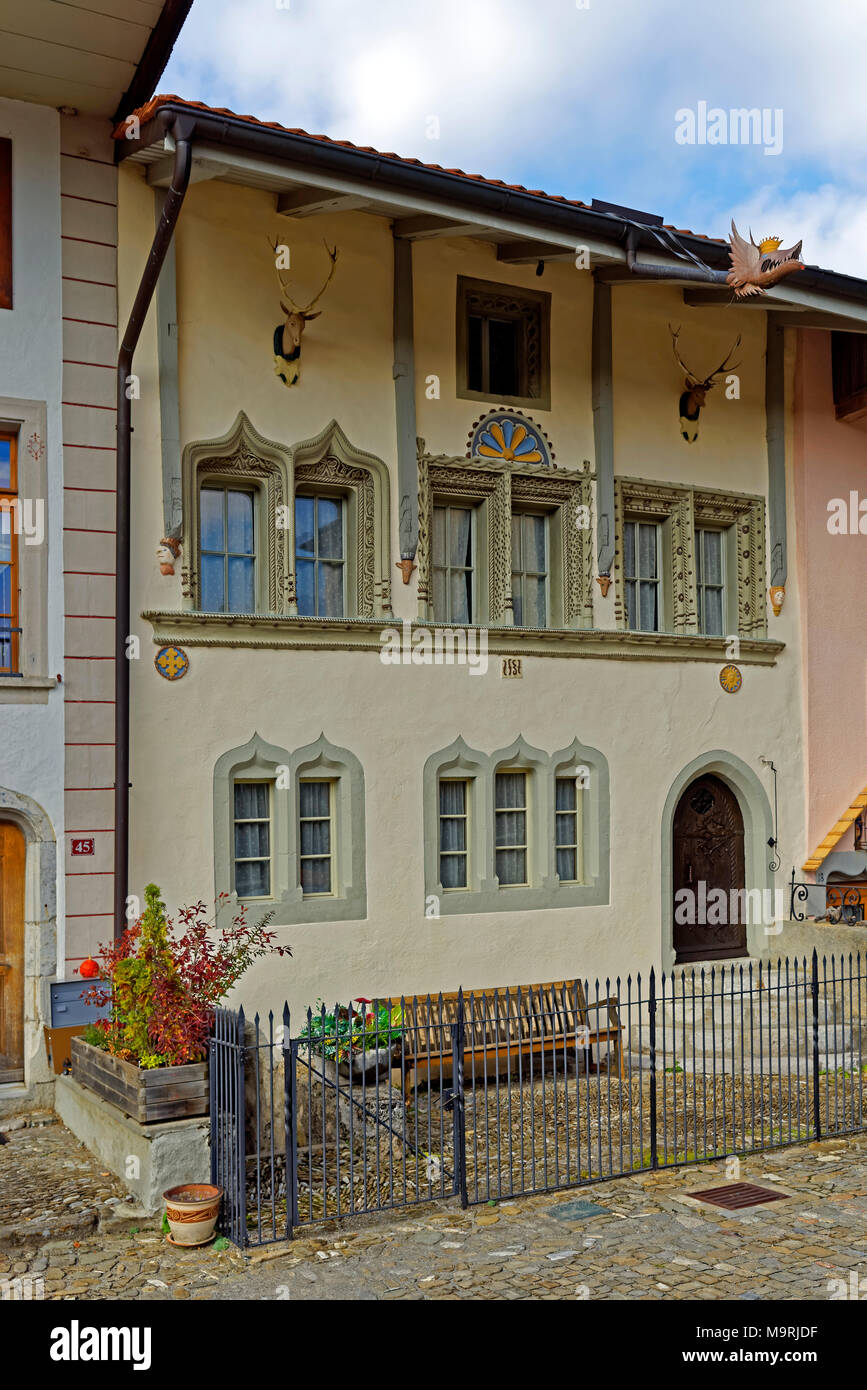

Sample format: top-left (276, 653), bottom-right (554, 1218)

top-left (117, 94), bottom-right (728, 247)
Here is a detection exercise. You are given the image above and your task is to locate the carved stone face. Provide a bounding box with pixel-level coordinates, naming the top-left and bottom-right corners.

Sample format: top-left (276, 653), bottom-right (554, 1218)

top-left (157, 541), bottom-right (180, 576)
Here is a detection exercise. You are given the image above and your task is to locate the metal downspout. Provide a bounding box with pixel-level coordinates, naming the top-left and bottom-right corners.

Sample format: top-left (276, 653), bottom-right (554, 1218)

top-left (114, 131), bottom-right (192, 937)
top-left (624, 227), bottom-right (731, 287)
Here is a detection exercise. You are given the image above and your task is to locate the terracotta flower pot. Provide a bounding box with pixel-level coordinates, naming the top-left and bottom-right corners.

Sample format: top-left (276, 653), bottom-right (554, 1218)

top-left (163, 1183), bottom-right (223, 1247)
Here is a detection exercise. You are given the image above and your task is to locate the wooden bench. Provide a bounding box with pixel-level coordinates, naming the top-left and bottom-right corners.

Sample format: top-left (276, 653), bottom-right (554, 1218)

top-left (383, 981), bottom-right (622, 1101)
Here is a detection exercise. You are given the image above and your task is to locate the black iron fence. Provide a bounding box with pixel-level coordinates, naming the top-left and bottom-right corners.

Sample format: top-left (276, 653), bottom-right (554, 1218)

top-left (210, 951), bottom-right (867, 1248)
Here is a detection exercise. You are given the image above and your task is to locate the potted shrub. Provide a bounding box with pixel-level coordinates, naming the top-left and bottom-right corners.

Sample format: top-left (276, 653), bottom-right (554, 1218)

top-left (298, 998), bottom-right (404, 1082)
top-left (72, 883), bottom-right (290, 1123)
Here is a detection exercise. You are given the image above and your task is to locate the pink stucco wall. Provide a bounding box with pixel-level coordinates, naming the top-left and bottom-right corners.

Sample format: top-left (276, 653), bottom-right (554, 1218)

top-left (793, 329), bottom-right (867, 858)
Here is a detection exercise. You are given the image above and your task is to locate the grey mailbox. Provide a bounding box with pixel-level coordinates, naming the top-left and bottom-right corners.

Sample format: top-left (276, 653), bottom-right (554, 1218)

top-left (49, 980), bottom-right (110, 1028)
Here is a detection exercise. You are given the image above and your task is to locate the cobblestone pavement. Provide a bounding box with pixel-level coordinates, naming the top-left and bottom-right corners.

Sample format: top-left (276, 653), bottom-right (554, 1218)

top-left (3, 1114), bottom-right (867, 1301)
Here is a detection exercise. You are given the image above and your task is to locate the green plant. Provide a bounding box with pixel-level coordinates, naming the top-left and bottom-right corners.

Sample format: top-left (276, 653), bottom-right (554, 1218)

top-left (298, 998), bottom-right (403, 1062)
top-left (83, 884), bottom-right (290, 1068)
top-left (213, 1236), bottom-right (230, 1252)
top-left (161, 1212), bottom-right (170, 1235)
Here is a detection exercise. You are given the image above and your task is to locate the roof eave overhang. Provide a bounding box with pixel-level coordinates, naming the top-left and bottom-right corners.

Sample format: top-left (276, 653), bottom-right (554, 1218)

top-left (117, 101), bottom-right (867, 318)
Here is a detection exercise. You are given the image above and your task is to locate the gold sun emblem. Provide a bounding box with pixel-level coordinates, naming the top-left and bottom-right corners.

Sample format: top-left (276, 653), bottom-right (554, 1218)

top-left (719, 663), bottom-right (742, 694)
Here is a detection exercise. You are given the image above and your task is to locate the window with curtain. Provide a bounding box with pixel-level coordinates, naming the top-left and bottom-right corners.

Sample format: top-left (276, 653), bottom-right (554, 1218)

top-left (200, 485), bottom-right (256, 613)
top-left (457, 276), bottom-right (551, 407)
top-left (233, 782), bottom-right (271, 898)
top-left (511, 511), bottom-right (548, 628)
top-left (299, 779), bottom-right (334, 895)
top-left (432, 504), bottom-right (474, 623)
top-left (0, 433), bottom-right (18, 674)
top-left (624, 519), bottom-right (661, 632)
top-left (439, 779), bottom-right (469, 889)
top-left (696, 527), bottom-right (726, 636)
top-left (555, 777), bottom-right (580, 883)
top-left (495, 770), bottom-right (528, 886)
top-left (295, 493), bottom-right (345, 617)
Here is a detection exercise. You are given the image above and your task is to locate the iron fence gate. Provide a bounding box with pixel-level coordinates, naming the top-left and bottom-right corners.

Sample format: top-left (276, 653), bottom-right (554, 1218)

top-left (210, 952), bottom-right (867, 1248)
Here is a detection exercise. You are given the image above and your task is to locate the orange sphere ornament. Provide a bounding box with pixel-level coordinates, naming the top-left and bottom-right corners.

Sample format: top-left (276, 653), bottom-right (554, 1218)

top-left (79, 957), bottom-right (100, 979)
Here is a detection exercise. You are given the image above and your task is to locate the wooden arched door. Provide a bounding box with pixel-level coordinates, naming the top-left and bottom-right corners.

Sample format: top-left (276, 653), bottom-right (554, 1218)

top-left (0, 821), bottom-right (25, 1083)
top-left (672, 774), bottom-right (746, 964)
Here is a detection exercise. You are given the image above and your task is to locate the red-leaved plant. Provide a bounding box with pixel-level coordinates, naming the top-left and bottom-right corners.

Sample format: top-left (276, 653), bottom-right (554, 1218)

top-left (83, 884), bottom-right (290, 1068)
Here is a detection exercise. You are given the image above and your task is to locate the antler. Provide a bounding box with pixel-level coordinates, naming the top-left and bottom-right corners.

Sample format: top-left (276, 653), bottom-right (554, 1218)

top-left (302, 240), bottom-right (339, 313)
top-left (669, 323), bottom-right (698, 385)
top-left (269, 236), bottom-right (339, 315)
top-left (268, 235), bottom-right (302, 312)
top-left (702, 334), bottom-right (742, 386)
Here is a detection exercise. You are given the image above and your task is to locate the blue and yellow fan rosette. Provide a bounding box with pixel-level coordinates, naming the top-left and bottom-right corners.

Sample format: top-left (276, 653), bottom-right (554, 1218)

top-left (476, 418), bottom-right (544, 464)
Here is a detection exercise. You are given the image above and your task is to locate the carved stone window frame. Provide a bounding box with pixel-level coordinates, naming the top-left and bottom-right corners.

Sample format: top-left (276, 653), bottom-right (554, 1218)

top-left (423, 734), bottom-right (610, 918)
top-left (613, 478), bottom-right (766, 638)
top-left (692, 487), bottom-right (767, 638)
top-left (181, 413), bottom-right (392, 619)
top-left (416, 446), bottom-right (594, 628)
top-left (214, 730), bottom-right (367, 927)
top-left (456, 275), bottom-right (551, 410)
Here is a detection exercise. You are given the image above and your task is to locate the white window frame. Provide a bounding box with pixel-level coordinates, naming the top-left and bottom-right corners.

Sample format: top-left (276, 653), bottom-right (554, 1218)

top-left (554, 775), bottom-right (583, 884)
top-left (511, 508), bottom-right (550, 629)
top-left (294, 490), bottom-right (347, 619)
top-left (432, 501), bottom-right (477, 625)
top-left (624, 517), bottom-right (663, 633)
top-left (232, 779), bottom-right (273, 901)
top-left (299, 776), bottom-right (336, 897)
top-left (494, 767), bottom-right (530, 888)
top-left (695, 525), bottom-right (728, 636)
top-left (438, 777), bottom-right (470, 891)
top-left (199, 481), bottom-right (258, 615)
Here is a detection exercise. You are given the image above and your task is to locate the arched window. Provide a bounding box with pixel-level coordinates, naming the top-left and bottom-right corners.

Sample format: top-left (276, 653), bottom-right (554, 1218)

top-left (423, 735), bottom-right (609, 916)
top-left (181, 413), bottom-right (392, 621)
top-left (214, 731), bottom-right (366, 925)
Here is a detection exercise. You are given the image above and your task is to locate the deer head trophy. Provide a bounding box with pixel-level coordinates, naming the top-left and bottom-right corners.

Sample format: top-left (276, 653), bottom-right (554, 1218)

top-left (669, 324), bottom-right (742, 443)
top-left (269, 236), bottom-right (339, 386)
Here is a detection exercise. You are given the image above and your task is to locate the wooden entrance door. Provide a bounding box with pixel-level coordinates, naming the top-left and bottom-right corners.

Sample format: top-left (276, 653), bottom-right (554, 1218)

top-left (0, 821), bottom-right (25, 1083)
top-left (673, 774), bottom-right (746, 963)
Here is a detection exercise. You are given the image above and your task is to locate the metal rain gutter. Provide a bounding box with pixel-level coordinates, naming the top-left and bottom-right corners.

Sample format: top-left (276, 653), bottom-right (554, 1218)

top-left (114, 124), bottom-right (193, 937)
top-left (119, 103), bottom-right (867, 312)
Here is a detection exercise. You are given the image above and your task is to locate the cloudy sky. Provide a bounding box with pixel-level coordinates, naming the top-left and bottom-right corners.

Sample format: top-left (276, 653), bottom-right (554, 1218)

top-left (162, 0), bottom-right (867, 276)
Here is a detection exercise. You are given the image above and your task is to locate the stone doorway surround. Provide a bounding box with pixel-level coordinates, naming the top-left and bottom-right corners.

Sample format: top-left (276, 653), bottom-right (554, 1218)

top-left (0, 786), bottom-right (57, 1117)
top-left (660, 751), bottom-right (775, 973)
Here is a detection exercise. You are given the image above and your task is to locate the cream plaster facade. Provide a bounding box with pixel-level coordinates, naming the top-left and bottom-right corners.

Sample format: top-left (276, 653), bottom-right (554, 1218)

top-left (119, 164), bottom-right (806, 1022)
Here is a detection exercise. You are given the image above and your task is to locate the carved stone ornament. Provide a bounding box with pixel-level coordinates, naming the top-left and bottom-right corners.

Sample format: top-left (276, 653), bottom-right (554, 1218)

top-left (157, 537), bottom-right (181, 576)
top-left (769, 584), bottom-right (785, 617)
top-left (596, 575), bottom-right (611, 597)
top-left (416, 443), bottom-right (593, 627)
top-left (467, 409), bottom-right (555, 467)
top-left (180, 412), bottom-right (393, 619)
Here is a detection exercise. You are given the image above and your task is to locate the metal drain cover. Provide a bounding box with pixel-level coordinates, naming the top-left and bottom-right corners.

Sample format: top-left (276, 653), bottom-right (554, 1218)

top-left (686, 1182), bottom-right (789, 1210)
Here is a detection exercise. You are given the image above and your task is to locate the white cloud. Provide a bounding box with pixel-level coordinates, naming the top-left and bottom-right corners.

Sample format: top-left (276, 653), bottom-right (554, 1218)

top-left (727, 186), bottom-right (867, 280)
top-left (160, 0), bottom-right (867, 276)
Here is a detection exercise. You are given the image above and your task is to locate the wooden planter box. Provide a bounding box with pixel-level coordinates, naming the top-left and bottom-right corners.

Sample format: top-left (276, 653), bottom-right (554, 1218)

top-left (71, 1038), bottom-right (208, 1124)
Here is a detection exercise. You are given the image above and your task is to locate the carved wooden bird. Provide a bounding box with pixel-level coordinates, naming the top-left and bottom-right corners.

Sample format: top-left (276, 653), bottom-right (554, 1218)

top-left (726, 221), bottom-right (804, 298)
